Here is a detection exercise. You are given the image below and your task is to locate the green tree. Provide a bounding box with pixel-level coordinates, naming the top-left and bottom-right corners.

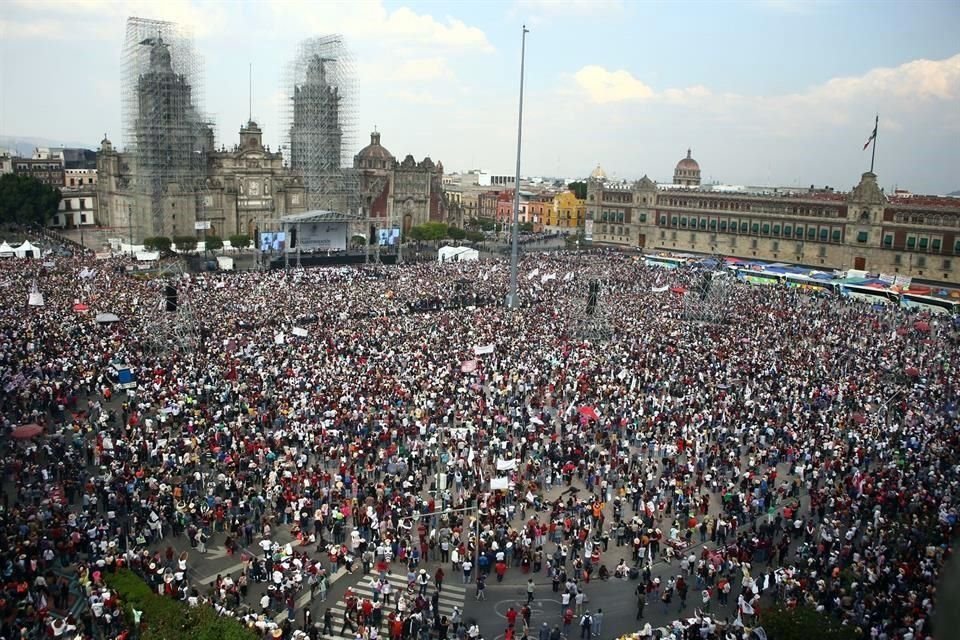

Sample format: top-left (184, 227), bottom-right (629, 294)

top-left (228, 234), bottom-right (250, 250)
top-left (519, 222), bottom-right (534, 233)
top-left (0, 174), bottom-right (61, 227)
top-left (567, 180), bottom-right (587, 200)
top-left (465, 230), bottom-right (485, 243)
top-left (173, 235), bottom-right (198, 253)
top-left (447, 226), bottom-right (466, 241)
top-left (351, 234), bottom-right (367, 248)
top-left (420, 221), bottom-right (449, 243)
top-left (143, 236), bottom-right (172, 253)
top-left (204, 235), bottom-right (223, 252)
top-left (761, 605), bottom-right (858, 640)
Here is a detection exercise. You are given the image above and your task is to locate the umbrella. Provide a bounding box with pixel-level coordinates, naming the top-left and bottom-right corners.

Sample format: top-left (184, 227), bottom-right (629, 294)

top-left (12, 424), bottom-right (44, 439)
top-left (913, 320), bottom-right (930, 333)
top-left (95, 313), bottom-right (120, 324)
top-left (851, 413), bottom-right (867, 425)
top-left (905, 366), bottom-right (920, 377)
top-left (670, 286), bottom-right (687, 295)
top-left (73, 303), bottom-right (89, 313)
top-left (578, 406), bottom-right (599, 421)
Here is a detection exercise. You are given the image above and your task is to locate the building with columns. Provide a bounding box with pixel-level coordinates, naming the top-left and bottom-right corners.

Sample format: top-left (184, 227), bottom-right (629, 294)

top-left (587, 168), bottom-right (960, 283)
top-left (353, 130), bottom-right (448, 234)
top-left (97, 121), bottom-right (308, 242)
top-left (673, 149), bottom-right (701, 187)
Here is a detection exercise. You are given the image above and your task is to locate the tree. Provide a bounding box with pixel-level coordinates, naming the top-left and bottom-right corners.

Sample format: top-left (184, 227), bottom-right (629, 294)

top-left (465, 230), bottom-right (485, 244)
top-left (173, 235), bottom-right (198, 253)
top-left (205, 235), bottom-right (223, 252)
top-left (567, 180), bottom-right (587, 200)
top-left (228, 234), bottom-right (250, 251)
top-left (143, 237), bottom-right (172, 253)
top-left (350, 234), bottom-right (367, 248)
top-left (447, 226), bottom-right (466, 241)
top-left (519, 222), bottom-right (534, 233)
top-left (761, 605), bottom-right (858, 640)
top-left (0, 174), bottom-right (61, 227)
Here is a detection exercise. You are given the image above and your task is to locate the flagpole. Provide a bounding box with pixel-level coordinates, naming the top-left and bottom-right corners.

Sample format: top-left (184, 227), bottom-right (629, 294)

top-left (870, 114), bottom-right (878, 173)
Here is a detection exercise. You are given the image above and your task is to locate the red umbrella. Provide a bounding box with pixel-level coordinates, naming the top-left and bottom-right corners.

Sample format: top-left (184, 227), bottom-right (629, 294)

top-left (914, 321), bottom-right (930, 333)
top-left (905, 366), bottom-right (920, 377)
top-left (73, 303), bottom-right (89, 313)
top-left (852, 413), bottom-right (867, 425)
top-left (670, 287), bottom-right (687, 295)
top-left (578, 406), bottom-right (600, 421)
top-left (11, 424), bottom-right (43, 439)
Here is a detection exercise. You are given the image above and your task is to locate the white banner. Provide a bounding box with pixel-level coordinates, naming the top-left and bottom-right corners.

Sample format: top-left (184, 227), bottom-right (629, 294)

top-left (490, 477), bottom-right (510, 490)
top-left (496, 459), bottom-right (517, 472)
top-left (527, 268), bottom-right (540, 281)
top-left (292, 327), bottom-right (308, 338)
top-left (274, 333), bottom-right (285, 345)
top-left (584, 219), bottom-right (594, 241)
top-left (474, 344), bottom-right (494, 355)
top-left (651, 285), bottom-right (669, 292)
top-left (194, 221), bottom-right (212, 231)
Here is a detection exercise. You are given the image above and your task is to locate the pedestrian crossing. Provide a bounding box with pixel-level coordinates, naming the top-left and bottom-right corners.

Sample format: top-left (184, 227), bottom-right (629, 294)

top-left (315, 572), bottom-right (467, 640)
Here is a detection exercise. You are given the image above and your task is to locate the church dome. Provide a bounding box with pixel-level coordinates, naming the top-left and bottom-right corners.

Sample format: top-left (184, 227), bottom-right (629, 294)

top-left (676, 149), bottom-right (699, 171)
top-left (589, 164), bottom-right (607, 180)
top-left (356, 131), bottom-right (394, 168)
top-left (673, 149), bottom-right (701, 186)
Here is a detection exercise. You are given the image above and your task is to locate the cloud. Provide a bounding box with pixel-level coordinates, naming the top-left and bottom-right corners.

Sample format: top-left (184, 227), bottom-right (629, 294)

top-left (7, 0), bottom-right (228, 39)
top-left (272, 1), bottom-right (493, 54)
top-left (513, 0), bottom-right (624, 21)
top-left (574, 66), bottom-right (655, 103)
top-left (386, 90), bottom-right (453, 106)
top-left (393, 58), bottom-right (454, 83)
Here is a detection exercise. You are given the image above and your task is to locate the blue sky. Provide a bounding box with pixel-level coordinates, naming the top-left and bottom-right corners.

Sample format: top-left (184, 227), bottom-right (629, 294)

top-left (1, 0), bottom-right (958, 193)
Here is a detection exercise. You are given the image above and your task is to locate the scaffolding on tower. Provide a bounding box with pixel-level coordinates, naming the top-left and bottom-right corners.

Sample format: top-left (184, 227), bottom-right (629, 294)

top-left (140, 260), bottom-right (200, 355)
top-left (284, 35), bottom-right (360, 217)
top-left (122, 17), bottom-right (214, 243)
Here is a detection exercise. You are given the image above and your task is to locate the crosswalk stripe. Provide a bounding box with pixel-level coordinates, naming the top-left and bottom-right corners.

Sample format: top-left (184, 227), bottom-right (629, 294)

top-left (306, 573), bottom-right (467, 638)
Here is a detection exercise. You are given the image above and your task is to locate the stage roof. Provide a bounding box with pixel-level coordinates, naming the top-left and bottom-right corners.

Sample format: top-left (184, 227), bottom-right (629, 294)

top-left (280, 210), bottom-right (362, 224)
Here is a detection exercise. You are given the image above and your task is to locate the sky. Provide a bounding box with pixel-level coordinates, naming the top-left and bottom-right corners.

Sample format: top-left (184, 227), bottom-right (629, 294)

top-left (1, 0), bottom-right (959, 194)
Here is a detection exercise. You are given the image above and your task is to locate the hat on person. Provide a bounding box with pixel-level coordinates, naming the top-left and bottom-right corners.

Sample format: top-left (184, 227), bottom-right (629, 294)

top-left (272, 629), bottom-right (283, 638)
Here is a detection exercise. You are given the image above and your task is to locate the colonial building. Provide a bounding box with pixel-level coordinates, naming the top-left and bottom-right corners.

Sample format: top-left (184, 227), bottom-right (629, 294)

top-left (97, 120), bottom-right (308, 241)
top-left (551, 190), bottom-right (586, 229)
top-left (353, 130), bottom-right (448, 234)
top-left (51, 187), bottom-right (97, 229)
top-left (587, 169), bottom-right (960, 283)
top-left (12, 156), bottom-right (64, 188)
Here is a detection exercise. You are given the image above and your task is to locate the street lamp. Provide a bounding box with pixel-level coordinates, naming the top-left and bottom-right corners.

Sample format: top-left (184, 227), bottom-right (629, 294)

top-left (506, 25), bottom-right (529, 310)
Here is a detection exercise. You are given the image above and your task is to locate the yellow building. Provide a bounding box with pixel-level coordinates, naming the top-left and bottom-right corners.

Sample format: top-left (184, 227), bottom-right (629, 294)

top-left (553, 190), bottom-right (586, 229)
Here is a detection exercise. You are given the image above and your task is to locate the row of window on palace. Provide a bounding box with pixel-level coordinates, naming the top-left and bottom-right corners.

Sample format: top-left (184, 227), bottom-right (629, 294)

top-left (659, 215), bottom-right (848, 241)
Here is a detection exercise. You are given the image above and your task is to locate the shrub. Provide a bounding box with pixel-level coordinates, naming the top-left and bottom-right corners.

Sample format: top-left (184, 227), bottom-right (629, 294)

top-left (105, 569), bottom-right (257, 640)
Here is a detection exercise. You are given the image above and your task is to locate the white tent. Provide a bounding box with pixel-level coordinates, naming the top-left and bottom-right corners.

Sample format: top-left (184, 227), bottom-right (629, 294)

top-left (0, 242), bottom-right (14, 258)
top-left (14, 241), bottom-right (40, 259)
top-left (438, 246), bottom-right (479, 263)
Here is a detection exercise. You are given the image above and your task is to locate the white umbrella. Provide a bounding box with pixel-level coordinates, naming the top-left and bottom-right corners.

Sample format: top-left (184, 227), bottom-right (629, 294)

top-left (95, 313), bottom-right (120, 324)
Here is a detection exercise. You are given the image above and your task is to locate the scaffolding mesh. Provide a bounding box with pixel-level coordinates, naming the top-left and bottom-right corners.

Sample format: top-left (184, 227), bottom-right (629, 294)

top-left (682, 271), bottom-right (734, 324)
top-left (122, 17), bottom-right (213, 240)
top-left (284, 36), bottom-right (359, 214)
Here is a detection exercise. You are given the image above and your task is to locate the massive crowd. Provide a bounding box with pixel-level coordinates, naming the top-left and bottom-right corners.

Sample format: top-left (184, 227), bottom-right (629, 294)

top-left (0, 246), bottom-right (957, 640)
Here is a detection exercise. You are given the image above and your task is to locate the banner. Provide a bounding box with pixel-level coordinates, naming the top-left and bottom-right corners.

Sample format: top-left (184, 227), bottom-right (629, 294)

top-left (274, 333), bottom-right (285, 345)
top-left (292, 327), bottom-right (308, 338)
top-left (527, 268), bottom-right (540, 281)
top-left (474, 344), bottom-right (494, 356)
top-left (490, 477), bottom-right (510, 490)
top-left (584, 219), bottom-right (594, 241)
top-left (651, 285), bottom-right (669, 293)
top-left (460, 360), bottom-right (478, 373)
top-left (563, 271), bottom-right (574, 282)
top-left (496, 459), bottom-right (517, 472)
top-left (541, 273), bottom-right (556, 284)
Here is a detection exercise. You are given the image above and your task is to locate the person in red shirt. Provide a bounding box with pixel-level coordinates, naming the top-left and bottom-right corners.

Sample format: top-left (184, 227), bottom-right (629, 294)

top-left (495, 560), bottom-right (507, 582)
top-left (505, 606), bottom-right (518, 629)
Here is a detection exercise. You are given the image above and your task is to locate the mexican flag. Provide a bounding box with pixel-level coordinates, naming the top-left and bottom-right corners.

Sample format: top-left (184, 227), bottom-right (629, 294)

top-left (863, 122), bottom-right (877, 150)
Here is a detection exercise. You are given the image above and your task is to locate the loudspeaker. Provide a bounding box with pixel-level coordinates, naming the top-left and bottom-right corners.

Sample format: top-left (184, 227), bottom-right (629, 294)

top-left (164, 285), bottom-right (178, 312)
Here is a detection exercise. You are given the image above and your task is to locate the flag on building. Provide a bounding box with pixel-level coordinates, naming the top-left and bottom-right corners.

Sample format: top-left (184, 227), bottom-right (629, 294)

top-left (863, 121), bottom-right (877, 150)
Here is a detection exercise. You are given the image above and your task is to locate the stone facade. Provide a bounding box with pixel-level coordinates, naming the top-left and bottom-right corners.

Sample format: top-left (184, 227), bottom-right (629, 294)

top-left (353, 131), bottom-right (448, 234)
top-left (587, 171), bottom-right (960, 283)
top-left (97, 121), bottom-right (307, 242)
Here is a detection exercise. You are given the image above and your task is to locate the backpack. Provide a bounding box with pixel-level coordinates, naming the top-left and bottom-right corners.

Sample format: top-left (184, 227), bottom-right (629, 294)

top-left (580, 615), bottom-right (591, 629)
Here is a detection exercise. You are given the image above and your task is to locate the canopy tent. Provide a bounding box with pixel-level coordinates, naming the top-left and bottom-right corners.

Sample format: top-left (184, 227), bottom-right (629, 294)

top-left (0, 241), bottom-right (14, 258)
top-left (14, 241), bottom-right (40, 258)
top-left (438, 246), bottom-right (479, 263)
top-left (95, 313), bottom-right (121, 324)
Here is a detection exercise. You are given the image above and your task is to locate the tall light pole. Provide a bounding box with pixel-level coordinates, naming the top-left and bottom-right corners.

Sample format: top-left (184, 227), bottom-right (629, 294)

top-left (506, 25), bottom-right (528, 309)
